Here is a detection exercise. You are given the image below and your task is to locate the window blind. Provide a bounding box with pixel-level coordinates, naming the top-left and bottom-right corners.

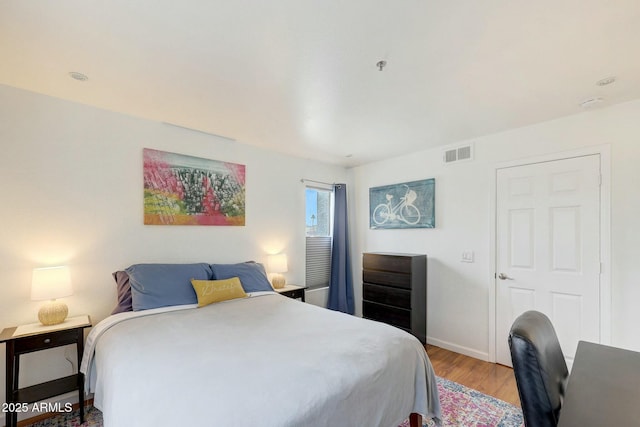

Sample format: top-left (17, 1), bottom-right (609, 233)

top-left (305, 236), bottom-right (332, 289)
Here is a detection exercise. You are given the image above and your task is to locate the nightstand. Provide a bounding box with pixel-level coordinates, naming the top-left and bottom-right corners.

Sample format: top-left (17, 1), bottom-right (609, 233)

top-left (0, 315), bottom-right (92, 427)
top-left (274, 284), bottom-right (307, 302)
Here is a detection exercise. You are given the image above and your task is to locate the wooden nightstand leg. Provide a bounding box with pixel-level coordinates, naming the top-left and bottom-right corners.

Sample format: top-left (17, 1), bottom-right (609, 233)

top-left (6, 341), bottom-right (17, 427)
top-left (77, 331), bottom-right (85, 423)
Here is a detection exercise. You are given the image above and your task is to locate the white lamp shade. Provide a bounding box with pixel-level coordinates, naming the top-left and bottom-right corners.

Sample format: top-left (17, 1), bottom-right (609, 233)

top-left (31, 266), bottom-right (73, 301)
top-left (267, 254), bottom-right (288, 273)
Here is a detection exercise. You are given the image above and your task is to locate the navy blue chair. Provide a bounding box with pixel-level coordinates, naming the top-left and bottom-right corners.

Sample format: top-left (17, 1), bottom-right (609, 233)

top-left (508, 311), bottom-right (569, 427)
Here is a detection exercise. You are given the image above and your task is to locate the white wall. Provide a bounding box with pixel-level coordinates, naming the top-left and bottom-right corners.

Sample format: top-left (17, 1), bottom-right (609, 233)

top-left (0, 84), bottom-right (347, 418)
top-left (352, 99), bottom-right (640, 359)
top-left (3, 80), bottom-right (640, 420)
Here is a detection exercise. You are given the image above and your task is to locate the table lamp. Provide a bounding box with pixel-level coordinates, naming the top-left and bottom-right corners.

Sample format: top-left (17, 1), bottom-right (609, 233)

top-left (31, 266), bottom-right (73, 326)
top-left (267, 254), bottom-right (288, 289)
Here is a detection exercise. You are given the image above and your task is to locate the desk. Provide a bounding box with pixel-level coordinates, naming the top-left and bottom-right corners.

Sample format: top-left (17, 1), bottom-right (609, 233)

top-left (558, 340), bottom-right (640, 427)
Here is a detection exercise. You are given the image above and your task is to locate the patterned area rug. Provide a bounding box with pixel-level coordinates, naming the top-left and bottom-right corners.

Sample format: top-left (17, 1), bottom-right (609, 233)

top-left (399, 377), bottom-right (524, 427)
top-left (26, 377), bottom-right (523, 426)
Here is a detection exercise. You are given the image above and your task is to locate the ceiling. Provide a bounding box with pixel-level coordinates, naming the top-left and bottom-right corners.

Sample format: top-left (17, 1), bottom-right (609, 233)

top-left (1, 1), bottom-right (639, 167)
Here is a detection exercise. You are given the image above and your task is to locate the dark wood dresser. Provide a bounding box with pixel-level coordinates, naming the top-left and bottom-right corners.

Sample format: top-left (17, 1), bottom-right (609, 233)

top-left (362, 253), bottom-right (427, 343)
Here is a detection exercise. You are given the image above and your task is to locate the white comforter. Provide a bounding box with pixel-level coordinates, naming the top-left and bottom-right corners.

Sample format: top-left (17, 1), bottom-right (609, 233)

top-left (81, 293), bottom-right (441, 427)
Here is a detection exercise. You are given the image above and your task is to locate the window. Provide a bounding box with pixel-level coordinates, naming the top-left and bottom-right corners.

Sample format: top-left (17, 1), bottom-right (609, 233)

top-left (305, 187), bottom-right (333, 289)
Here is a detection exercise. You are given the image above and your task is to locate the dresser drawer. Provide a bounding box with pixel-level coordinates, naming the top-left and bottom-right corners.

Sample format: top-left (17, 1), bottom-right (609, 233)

top-left (363, 301), bottom-right (411, 330)
top-left (14, 329), bottom-right (80, 354)
top-left (363, 253), bottom-right (413, 273)
top-left (363, 270), bottom-right (411, 289)
top-left (363, 283), bottom-right (411, 309)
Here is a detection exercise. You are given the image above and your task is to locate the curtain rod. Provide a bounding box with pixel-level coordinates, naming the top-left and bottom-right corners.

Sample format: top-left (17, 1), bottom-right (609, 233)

top-left (300, 178), bottom-right (334, 186)
top-left (301, 179), bottom-right (343, 189)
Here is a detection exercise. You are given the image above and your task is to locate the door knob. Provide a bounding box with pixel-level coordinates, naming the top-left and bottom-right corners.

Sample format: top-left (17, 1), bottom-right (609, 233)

top-left (498, 273), bottom-right (514, 280)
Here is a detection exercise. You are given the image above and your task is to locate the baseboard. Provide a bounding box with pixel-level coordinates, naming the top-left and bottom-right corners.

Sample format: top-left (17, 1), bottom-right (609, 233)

top-left (427, 336), bottom-right (489, 362)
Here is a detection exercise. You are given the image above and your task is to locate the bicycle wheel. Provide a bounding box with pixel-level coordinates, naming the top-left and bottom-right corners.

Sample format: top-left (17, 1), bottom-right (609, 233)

top-left (372, 204), bottom-right (391, 225)
top-left (401, 204), bottom-right (420, 225)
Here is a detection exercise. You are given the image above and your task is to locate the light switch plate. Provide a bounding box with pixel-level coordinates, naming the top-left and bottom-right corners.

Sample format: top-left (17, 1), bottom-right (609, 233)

top-left (461, 251), bottom-right (474, 263)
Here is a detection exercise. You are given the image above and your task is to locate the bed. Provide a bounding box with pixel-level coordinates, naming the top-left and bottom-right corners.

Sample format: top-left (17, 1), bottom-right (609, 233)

top-left (80, 263), bottom-right (441, 427)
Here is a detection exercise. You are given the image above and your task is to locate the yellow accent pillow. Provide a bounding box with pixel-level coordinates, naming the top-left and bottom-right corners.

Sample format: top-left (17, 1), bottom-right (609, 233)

top-left (190, 277), bottom-right (248, 307)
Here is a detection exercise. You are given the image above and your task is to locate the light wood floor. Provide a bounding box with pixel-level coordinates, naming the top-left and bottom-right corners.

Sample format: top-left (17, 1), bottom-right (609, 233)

top-left (426, 345), bottom-right (521, 407)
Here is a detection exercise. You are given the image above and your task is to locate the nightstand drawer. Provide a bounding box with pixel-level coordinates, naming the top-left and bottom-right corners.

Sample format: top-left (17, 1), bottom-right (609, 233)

top-left (283, 288), bottom-right (304, 299)
top-left (274, 285), bottom-right (307, 302)
top-left (363, 283), bottom-right (411, 309)
top-left (14, 328), bottom-right (80, 354)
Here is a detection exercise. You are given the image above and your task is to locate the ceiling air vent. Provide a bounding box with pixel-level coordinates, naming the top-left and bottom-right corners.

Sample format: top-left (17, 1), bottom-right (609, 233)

top-left (443, 143), bottom-right (474, 164)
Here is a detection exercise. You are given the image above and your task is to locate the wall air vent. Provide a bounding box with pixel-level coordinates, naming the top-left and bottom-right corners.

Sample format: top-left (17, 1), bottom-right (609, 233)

top-left (443, 143), bottom-right (474, 164)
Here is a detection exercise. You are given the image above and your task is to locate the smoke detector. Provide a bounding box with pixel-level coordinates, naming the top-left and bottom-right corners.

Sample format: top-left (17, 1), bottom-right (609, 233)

top-left (596, 76), bottom-right (616, 86)
top-left (68, 72), bottom-right (88, 82)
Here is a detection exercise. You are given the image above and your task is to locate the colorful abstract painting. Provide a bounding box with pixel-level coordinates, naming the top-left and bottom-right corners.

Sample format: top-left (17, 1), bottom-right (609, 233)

top-left (143, 148), bottom-right (245, 226)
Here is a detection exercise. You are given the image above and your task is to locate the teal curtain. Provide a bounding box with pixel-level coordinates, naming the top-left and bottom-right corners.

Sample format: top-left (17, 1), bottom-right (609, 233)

top-left (327, 184), bottom-right (354, 314)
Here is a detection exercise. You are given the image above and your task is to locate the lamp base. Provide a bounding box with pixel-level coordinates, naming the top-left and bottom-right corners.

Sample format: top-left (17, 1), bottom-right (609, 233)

top-left (272, 274), bottom-right (286, 289)
top-left (38, 300), bottom-right (68, 326)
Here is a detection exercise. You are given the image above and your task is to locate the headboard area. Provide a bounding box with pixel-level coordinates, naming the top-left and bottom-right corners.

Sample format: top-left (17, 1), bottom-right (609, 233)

top-left (109, 261), bottom-right (274, 314)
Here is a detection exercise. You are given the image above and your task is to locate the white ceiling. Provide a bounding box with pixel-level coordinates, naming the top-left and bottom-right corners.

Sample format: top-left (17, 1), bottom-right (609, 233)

top-left (1, 1), bottom-right (639, 167)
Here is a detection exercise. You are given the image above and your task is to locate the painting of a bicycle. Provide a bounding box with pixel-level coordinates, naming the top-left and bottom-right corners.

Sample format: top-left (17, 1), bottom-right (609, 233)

top-left (369, 179), bottom-right (435, 229)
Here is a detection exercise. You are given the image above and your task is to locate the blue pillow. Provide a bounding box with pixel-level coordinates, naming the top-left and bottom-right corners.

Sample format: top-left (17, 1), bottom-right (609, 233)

top-left (126, 263), bottom-right (212, 311)
top-left (210, 262), bottom-right (273, 293)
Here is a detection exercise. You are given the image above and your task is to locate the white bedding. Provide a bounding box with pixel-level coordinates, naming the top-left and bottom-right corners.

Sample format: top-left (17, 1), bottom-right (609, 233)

top-left (81, 293), bottom-right (441, 427)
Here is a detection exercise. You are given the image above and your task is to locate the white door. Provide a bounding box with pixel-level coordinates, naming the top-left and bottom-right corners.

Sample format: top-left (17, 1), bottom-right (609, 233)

top-left (495, 155), bottom-right (601, 368)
